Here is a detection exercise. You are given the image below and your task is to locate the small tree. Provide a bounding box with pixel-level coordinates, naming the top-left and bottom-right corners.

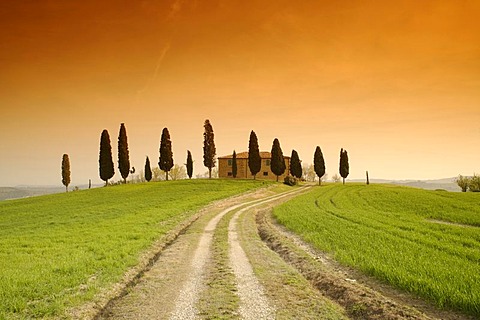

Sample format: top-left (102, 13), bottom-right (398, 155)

top-left (197, 168), bottom-right (219, 179)
top-left (455, 175), bottom-right (470, 192)
top-left (152, 167), bottom-right (163, 181)
top-left (144, 156), bottom-right (152, 182)
top-left (118, 123), bottom-right (130, 184)
top-left (169, 164), bottom-right (187, 180)
top-left (99, 129), bottom-right (115, 186)
top-left (270, 138), bottom-right (286, 182)
top-left (290, 150), bottom-right (302, 179)
top-left (339, 148), bottom-right (349, 185)
top-left (314, 146), bottom-right (326, 185)
top-left (203, 119), bottom-right (216, 178)
top-left (468, 174), bottom-right (480, 192)
top-left (232, 150), bottom-right (238, 178)
top-left (61, 154), bottom-right (71, 192)
top-left (302, 163), bottom-right (316, 182)
top-left (186, 150), bottom-right (193, 179)
top-left (332, 173), bottom-right (341, 183)
top-left (248, 131), bottom-right (261, 179)
top-left (159, 127), bottom-right (174, 181)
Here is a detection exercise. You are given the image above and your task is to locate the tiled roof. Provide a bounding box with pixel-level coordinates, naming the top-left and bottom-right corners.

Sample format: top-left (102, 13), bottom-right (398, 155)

top-left (218, 151), bottom-right (290, 159)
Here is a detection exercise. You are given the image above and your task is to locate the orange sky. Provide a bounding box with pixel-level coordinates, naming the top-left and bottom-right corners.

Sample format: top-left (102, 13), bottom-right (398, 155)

top-left (1, 0), bottom-right (479, 186)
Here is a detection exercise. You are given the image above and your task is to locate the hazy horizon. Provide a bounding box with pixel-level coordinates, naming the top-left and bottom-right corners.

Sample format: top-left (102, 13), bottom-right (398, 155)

top-left (1, 1), bottom-right (479, 187)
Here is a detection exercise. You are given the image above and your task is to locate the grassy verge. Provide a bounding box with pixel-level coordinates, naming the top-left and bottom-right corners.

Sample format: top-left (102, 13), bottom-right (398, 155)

top-left (273, 184), bottom-right (480, 316)
top-left (197, 209), bottom-right (240, 319)
top-left (0, 179), bottom-right (270, 319)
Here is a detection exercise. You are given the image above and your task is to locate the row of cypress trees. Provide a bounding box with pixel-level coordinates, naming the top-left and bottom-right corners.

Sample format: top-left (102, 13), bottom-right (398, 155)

top-left (64, 121), bottom-right (348, 189)
top-left (98, 120), bottom-right (216, 186)
top-left (231, 130), bottom-right (348, 184)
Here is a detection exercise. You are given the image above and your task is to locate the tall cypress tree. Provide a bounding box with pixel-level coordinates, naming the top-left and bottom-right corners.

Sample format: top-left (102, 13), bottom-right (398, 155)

top-left (61, 154), bottom-right (71, 192)
top-left (186, 150), bottom-right (193, 179)
top-left (248, 130), bottom-right (261, 179)
top-left (203, 119), bottom-right (216, 179)
top-left (339, 148), bottom-right (349, 185)
top-left (232, 150), bottom-right (238, 178)
top-left (159, 127), bottom-right (174, 181)
top-left (290, 150), bottom-right (302, 179)
top-left (270, 138), bottom-right (286, 182)
top-left (118, 123), bottom-right (130, 184)
top-left (144, 156), bottom-right (152, 182)
top-left (99, 129), bottom-right (115, 186)
top-left (314, 146), bottom-right (326, 185)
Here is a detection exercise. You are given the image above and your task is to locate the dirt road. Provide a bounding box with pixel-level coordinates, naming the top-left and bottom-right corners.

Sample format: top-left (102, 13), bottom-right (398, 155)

top-left (98, 186), bottom-right (345, 319)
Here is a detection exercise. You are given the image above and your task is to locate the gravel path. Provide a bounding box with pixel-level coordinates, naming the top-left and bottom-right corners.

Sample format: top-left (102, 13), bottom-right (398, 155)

top-left (171, 189), bottom-right (306, 319)
top-left (169, 201), bottom-right (248, 319)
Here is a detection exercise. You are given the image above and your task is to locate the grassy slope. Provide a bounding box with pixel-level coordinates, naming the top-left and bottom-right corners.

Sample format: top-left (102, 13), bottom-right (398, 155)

top-left (273, 184), bottom-right (480, 315)
top-left (0, 179), bottom-right (269, 319)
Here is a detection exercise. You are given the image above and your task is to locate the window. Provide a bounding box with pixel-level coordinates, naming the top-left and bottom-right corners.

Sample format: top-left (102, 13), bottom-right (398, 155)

top-left (263, 172), bottom-right (269, 176)
top-left (227, 159), bottom-right (232, 166)
top-left (227, 172), bottom-right (233, 176)
top-left (265, 159), bottom-right (271, 166)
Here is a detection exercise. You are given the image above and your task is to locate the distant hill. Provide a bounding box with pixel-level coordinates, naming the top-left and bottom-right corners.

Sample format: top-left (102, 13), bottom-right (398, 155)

top-left (0, 187), bottom-right (31, 201)
top-left (393, 180), bottom-right (459, 192)
top-left (0, 184), bottom-right (102, 201)
top-left (0, 186), bottom-right (65, 201)
top-left (351, 177), bottom-right (460, 192)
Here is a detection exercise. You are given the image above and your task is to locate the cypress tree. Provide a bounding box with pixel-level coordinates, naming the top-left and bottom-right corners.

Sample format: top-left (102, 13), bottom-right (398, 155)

top-left (248, 130), bottom-right (261, 179)
top-left (186, 150), bottom-right (193, 179)
top-left (290, 150), bottom-right (302, 179)
top-left (314, 146), bottom-right (326, 185)
top-left (118, 123), bottom-right (130, 184)
top-left (203, 119), bottom-right (216, 179)
top-left (61, 154), bottom-right (71, 192)
top-left (159, 127), bottom-right (174, 181)
top-left (99, 129), bottom-right (115, 186)
top-left (145, 156), bottom-right (152, 182)
top-left (270, 138), bottom-right (286, 182)
top-left (232, 150), bottom-right (238, 178)
top-left (339, 148), bottom-right (349, 185)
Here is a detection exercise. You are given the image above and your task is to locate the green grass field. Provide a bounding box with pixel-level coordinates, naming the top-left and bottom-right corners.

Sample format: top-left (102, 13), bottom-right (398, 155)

top-left (273, 184), bottom-right (480, 315)
top-left (0, 179), bottom-right (269, 319)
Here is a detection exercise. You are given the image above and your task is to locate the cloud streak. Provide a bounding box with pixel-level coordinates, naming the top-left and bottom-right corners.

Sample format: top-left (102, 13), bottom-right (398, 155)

top-left (136, 42), bottom-right (171, 99)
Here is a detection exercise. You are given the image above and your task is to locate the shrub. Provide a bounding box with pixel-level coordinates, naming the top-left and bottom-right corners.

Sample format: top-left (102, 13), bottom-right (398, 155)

top-left (284, 175), bottom-right (297, 186)
top-left (455, 175), bottom-right (470, 192)
top-left (469, 174), bottom-right (480, 192)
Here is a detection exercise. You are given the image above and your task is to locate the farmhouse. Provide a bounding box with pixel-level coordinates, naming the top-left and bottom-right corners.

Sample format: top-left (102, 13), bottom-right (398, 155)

top-left (218, 151), bottom-right (290, 180)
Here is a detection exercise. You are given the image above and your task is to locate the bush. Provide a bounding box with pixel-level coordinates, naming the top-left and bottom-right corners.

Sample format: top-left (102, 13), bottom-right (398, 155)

top-left (455, 175), bottom-right (470, 192)
top-left (284, 175), bottom-right (297, 186)
top-left (469, 174), bottom-right (480, 192)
